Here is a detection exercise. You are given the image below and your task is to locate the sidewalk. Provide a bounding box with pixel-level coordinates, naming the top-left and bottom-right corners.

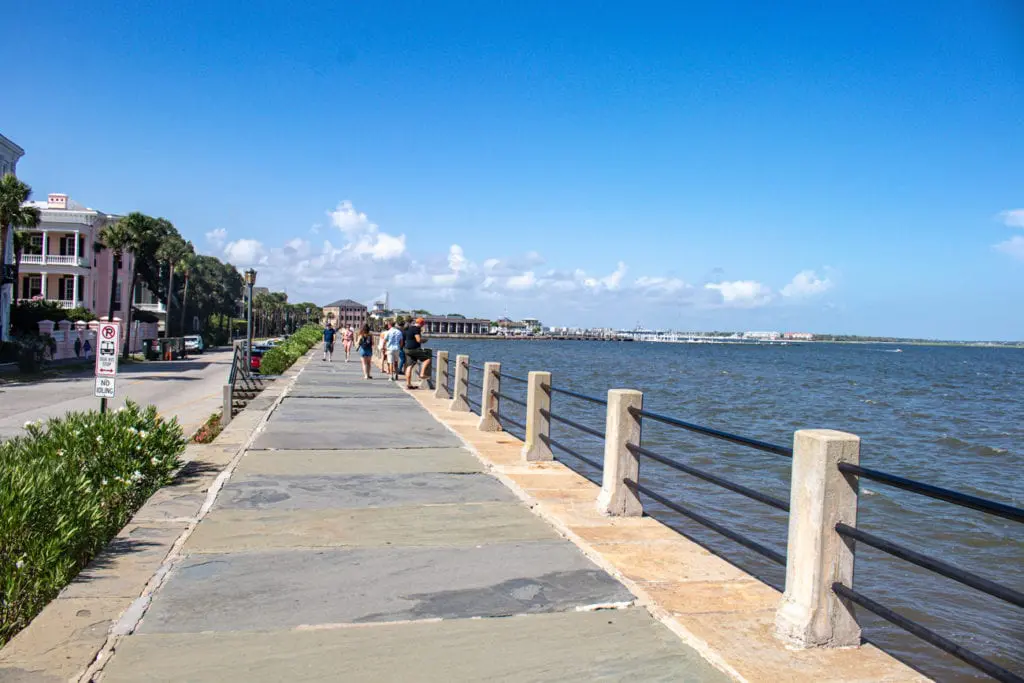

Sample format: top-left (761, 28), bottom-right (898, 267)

top-left (93, 353), bottom-right (726, 681)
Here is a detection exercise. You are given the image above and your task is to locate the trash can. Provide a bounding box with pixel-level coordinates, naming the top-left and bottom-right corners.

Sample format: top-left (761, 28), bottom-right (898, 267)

top-left (143, 339), bottom-right (157, 361)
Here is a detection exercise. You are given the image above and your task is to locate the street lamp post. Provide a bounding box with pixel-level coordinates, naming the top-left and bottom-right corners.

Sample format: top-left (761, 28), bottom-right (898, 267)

top-left (244, 269), bottom-right (257, 372)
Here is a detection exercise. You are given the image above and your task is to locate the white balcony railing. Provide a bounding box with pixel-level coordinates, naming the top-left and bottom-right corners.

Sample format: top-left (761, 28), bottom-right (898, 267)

top-left (57, 300), bottom-right (83, 309)
top-left (135, 302), bottom-right (167, 313)
top-left (17, 297), bottom-right (84, 309)
top-left (17, 254), bottom-right (88, 267)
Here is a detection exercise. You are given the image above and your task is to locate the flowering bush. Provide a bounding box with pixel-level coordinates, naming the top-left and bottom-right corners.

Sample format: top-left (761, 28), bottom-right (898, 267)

top-left (258, 325), bottom-right (321, 375)
top-left (0, 401), bottom-right (185, 644)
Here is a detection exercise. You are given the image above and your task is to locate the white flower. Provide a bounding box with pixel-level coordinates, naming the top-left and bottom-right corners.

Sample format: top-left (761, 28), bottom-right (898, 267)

top-left (15, 559), bottom-right (24, 569)
top-left (101, 478), bottom-right (108, 486)
top-left (139, 430), bottom-right (148, 438)
top-left (96, 435), bottom-right (103, 443)
top-left (150, 457), bottom-right (159, 465)
top-left (57, 449), bottom-right (64, 457)
top-left (23, 421), bottom-right (32, 429)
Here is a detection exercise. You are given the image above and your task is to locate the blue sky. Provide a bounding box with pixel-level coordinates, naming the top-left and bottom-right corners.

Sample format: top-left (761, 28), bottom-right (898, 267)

top-left (5, 0), bottom-right (1023, 339)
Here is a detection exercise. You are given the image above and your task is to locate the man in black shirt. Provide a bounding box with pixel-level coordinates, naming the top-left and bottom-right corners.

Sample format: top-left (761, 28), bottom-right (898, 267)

top-left (403, 318), bottom-right (432, 389)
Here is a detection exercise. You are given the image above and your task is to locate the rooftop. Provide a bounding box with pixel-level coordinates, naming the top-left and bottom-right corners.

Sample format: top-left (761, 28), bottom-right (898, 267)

top-left (324, 298), bottom-right (367, 309)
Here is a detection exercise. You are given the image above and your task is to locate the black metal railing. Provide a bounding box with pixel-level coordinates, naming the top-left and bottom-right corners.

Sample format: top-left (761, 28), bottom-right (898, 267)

top-left (538, 384), bottom-right (607, 483)
top-left (631, 406), bottom-right (793, 457)
top-left (830, 465), bottom-right (1024, 682)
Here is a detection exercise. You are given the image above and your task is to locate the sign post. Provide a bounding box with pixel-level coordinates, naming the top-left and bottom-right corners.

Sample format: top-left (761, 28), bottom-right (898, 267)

top-left (95, 321), bottom-right (120, 412)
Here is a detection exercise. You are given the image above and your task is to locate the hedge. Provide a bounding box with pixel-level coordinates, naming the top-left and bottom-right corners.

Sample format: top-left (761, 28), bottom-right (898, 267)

top-left (0, 402), bottom-right (185, 644)
top-left (258, 325), bottom-right (322, 375)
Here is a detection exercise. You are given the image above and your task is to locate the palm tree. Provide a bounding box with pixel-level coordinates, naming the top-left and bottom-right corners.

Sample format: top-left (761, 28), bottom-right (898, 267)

top-left (97, 220), bottom-right (133, 323)
top-left (11, 230), bottom-right (31, 301)
top-left (115, 213), bottom-right (160, 358)
top-left (177, 250), bottom-right (197, 335)
top-left (157, 235), bottom-right (191, 336)
top-left (1, 175), bottom-right (41, 336)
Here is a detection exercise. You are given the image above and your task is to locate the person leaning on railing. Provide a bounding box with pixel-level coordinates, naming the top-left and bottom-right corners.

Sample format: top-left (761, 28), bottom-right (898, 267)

top-left (403, 317), bottom-right (433, 390)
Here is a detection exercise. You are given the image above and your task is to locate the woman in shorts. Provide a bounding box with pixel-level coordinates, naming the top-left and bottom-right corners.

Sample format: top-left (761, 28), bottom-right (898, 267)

top-left (357, 325), bottom-right (374, 379)
top-left (342, 326), bottom-right (354, 362)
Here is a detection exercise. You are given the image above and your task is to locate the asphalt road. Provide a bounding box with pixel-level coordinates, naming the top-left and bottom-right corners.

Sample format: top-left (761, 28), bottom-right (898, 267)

top-left (0, 349), bottom-right (234, 441)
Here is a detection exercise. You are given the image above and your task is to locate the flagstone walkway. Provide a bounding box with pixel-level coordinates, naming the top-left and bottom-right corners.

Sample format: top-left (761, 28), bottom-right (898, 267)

top-left (99, 355), bottom-right (727, 682)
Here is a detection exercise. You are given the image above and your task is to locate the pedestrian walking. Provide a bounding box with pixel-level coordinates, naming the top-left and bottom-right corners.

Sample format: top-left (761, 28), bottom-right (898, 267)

top-left (357, 324), bottom-right (374, 379)
top-left (74, 336), bottom-right (82, 358)
top-left (398, 321), bottom-right (407, 375)
top-left (342, 326), bottom-right (354, 362)
top-left (384, 321), bottom-right (404, 381)
top-left (323, 323), bottom-right (336, 362)
top-left (83, 338), bottom-right (92, 360)
top-left (403, 317), bottom-right (432, 389)
top-left (378, 328), bottom-right (389, 374)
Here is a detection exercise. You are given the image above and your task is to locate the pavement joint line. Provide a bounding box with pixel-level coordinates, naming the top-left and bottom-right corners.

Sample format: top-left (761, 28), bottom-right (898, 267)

top-left (75, 357), bottom-right (309, 683)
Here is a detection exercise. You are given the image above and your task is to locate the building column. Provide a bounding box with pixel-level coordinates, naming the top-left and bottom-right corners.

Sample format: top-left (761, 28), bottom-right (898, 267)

top-left (40, 272), bottom-right (48, 298)
top-left (72, 274), bottom-right (79, 306)
top-left (42, 231), bottom-right (49, 262)
top-left (74, 231), bottom-right (80, 262)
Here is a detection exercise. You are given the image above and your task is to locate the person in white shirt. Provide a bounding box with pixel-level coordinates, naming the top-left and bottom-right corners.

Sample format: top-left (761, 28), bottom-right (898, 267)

top-left (384, 321), bottom-right (404, 381)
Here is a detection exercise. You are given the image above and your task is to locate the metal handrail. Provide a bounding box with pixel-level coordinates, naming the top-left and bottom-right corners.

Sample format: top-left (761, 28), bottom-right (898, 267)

top-left (468, 380), bottom-right (482, 390)
top-left (469, 363), bottom-right (486, 372)
top-left (540, 433), bottom-right (604, 471)
top-left (837, 463), bottom-right (1024, 523)
top-left (499, 414), bottom-right (526, 431)
top-left (831, 583), bottom-right (1021, 683)
top-left (540, 408), bottom-right (605, 441)
top-left (630, 479), bottom-right (787, 566)
top-left (627, 443), bottom-right (789, 512)
top-left (503, 373), bottom-right (529, 384)
top-left (630, 406), bottom-right (792, 458)
top-left (834, 524), bottom-right (1023, 609)
top-left (497, 392), bottom-right (527, 408)
top-left (546, 384), bottom-right (607, 406)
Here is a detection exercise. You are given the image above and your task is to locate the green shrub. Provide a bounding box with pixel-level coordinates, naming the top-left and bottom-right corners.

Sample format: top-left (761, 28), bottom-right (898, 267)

top-left (257, 325), bottom-right (321, 375)
top-left (0, 401), bottom-right (185, 644)
top-left (14, 333), bottom-right (56, 374)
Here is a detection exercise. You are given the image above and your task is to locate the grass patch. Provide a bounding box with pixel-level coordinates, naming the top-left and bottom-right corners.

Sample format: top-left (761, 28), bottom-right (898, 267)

top-left (191, 412), bottom-right (223, 444)
top-left (0, 402), bottom-right (185, 644)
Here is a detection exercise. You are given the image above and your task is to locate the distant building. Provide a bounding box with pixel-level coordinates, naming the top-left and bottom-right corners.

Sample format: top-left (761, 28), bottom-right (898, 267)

top-left (322, 298), bottom-right (367, 329)
top-left (783, 332), bottom-right (814, 341)
top-left (743, 331), bottom-right (781, 341)
top-left (17, 193), bottom-right (135, 321)
top-left (423, 316), bottom-right (489, 335)
top-left (1, 133), bottom-right (26, 341)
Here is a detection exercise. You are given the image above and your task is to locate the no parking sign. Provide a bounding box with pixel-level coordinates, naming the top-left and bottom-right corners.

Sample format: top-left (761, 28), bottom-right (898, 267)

top-left (94, 322), bottom-right (120, 398)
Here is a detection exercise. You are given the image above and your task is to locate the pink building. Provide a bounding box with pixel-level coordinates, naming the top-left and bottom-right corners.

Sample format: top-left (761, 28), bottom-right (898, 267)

top-left (16, 193), bottom-right (163, 321)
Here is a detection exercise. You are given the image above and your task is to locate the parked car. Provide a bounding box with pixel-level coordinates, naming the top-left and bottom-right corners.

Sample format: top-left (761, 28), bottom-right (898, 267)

top-left (184, 335), bottom-right (205, 354)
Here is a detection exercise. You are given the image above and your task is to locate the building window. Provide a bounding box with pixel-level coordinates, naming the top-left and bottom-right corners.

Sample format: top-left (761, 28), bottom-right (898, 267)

top-left (27, 234), bottom-right (43, 255)
top-left (27, 276), bottom-right (42, 298)
top-left (58, 277), bottom-right (75, 301)
top-left (59, 235), bottom-right (76, 256)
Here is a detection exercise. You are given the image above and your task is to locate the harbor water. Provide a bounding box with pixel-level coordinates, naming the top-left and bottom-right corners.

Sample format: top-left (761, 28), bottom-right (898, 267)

top-left (429, 339), bottom-right (1023, 682)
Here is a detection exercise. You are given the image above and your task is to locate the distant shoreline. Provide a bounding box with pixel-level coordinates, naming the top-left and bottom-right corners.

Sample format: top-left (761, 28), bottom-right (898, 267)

top-left (423, 334), bottom-right (1024, 349)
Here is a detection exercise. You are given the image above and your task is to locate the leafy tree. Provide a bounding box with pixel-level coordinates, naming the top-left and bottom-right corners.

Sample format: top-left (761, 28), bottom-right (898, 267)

top-left (0, 176), bottom-right (41, 333)
top-left (177, 250), bottom-right (198, 334)
top-left (156, 234), bottom-right (192, 336)
top-left (96, 220), bottom-right (133, 324)
top-left (11, 230), bottom-right (31, 301)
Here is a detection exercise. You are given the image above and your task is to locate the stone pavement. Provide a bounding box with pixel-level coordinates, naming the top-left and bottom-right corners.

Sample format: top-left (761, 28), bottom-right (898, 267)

top-left (95, 354), bottom-right (728, 681)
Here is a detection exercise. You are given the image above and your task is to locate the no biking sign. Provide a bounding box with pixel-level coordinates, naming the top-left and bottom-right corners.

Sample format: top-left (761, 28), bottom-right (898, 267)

top-left (94, 322), bottom-right (120, 399)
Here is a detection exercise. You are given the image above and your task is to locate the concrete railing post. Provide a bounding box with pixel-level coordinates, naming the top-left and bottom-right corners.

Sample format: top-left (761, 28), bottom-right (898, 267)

top-left (597, 389), bottom-right (644, 516)
top-left (449, 354), bottom-right (470, 412)
top-left (478, 362), bottom-right (501, 431)
top-left (521, 371), bottom-right (552, 462)
top-left (434, 350), bottom-right (449, 399)
top-left (775, 429), bottom-right (862, 649)
top-left (222, 384), bottom-right (233, 425)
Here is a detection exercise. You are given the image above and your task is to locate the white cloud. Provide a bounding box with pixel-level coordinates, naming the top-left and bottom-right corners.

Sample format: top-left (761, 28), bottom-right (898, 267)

top-left (634, 276), bottom-right (691, 296)
top-left (997, 209), bottom-right (1024, 229)
top-left (780, 270), bottom-right (833, 298)
top-left (995, 235), bottom-right (1024, 261)
top-left (704, 280), bottom-right (773, 308)
top-left (328, 200), bottom-right (406, 261)
top-left (506, 272), bottom-right (538, 290)
top-left (205, 228), bottom-right (227, 249)
top-left (223, 238), bottom-right (266, 266)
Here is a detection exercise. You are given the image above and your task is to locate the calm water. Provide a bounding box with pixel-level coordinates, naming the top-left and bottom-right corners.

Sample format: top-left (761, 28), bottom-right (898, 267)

top-left (430, 339), bottom-right (1023, 682)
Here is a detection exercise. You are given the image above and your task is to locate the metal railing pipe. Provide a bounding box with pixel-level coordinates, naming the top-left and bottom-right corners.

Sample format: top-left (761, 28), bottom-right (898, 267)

top-left (631, 406), bottom-right (792, 457)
